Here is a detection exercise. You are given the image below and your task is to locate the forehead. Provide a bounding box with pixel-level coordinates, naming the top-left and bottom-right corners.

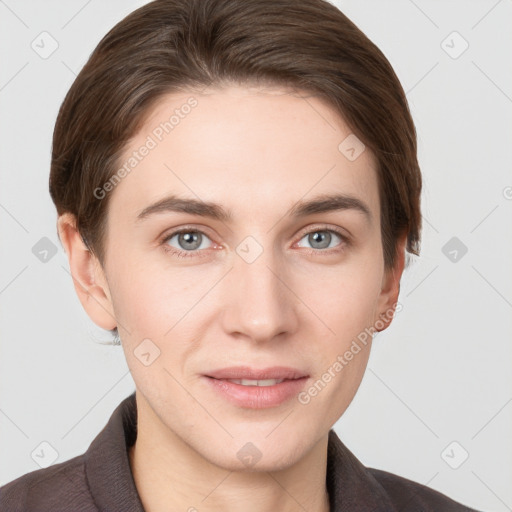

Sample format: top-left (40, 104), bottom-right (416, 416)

top-left (108, 85), bottom-right (380, 227)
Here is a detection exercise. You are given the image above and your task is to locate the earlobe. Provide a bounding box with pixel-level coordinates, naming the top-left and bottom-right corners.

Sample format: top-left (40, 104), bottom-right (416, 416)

top-left (57, 213), bottom-right (117, 331)
top-left (374, 234), bottom-right (407, 332)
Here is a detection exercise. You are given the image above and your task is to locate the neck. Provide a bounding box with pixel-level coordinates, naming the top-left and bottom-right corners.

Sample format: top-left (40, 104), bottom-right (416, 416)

top-left (128, 393), bottom-right (331, 512)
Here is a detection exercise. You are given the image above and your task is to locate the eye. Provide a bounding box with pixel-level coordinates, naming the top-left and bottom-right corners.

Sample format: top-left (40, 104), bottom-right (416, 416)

top-left (160, 226), bottom-right (349, 259)
top-left (295, 228), bottom-right (348, 253)
top-left (161, 229), bottom-right (214, 258)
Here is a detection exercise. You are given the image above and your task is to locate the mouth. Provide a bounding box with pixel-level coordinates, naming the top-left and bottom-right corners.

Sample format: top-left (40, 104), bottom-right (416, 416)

top-left (204, 365), bottom-right (309, 382)
top-left (202, 366), bottom-right (309, 408)
top-left (214, 378), bottom-right (288, 387)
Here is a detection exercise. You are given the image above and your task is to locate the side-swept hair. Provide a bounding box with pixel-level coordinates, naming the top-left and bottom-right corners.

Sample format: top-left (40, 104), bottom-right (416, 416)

top-left (50, 0), bottom-right (421, 272)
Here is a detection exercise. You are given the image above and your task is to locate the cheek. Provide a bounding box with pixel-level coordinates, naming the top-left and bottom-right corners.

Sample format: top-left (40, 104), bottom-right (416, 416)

top-left (305, 262), bottom-right (382, 330)
top-left (298, 272), bottom-right (378, 423)
top-left (298, 259), bottom-right (382, 388)
top-left (107, 254), bottom-right (218, 340)
top-left (105, 255), bottom-right (168, 334)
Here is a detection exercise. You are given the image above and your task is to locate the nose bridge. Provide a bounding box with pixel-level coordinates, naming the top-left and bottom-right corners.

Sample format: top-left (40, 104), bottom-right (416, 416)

top-left (221, 236), bottom-right (297, 341)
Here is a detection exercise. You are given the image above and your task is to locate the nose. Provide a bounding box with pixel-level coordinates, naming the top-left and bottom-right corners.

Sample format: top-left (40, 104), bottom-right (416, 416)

top-left (220, 242), bottom-right (299, 344)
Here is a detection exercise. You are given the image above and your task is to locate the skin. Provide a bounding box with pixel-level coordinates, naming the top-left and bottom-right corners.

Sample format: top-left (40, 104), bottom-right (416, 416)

top-left (58, 85), bottom-right (406, 512)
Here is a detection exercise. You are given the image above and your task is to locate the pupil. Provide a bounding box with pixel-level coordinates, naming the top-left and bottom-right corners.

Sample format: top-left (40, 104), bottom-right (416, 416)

top-left (310, 231), bottom-right (330, 249)
top-left (180, 232), bottom-right (200, 250)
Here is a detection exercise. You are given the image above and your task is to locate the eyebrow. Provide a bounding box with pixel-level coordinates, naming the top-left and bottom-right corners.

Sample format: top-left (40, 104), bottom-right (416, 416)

top-left (136, 193), bottom-right (372, 224)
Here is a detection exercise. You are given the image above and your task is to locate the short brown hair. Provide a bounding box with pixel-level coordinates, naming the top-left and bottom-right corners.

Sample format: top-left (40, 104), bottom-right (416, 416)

top-left (50, 0), bottom-right (421, 271)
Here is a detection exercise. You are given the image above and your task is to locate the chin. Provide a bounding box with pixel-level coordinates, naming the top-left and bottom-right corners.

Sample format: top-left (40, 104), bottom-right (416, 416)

top-left (215, 449), bottom-right (303, 474)
top-left (201, 431), bottom-right (310, 473)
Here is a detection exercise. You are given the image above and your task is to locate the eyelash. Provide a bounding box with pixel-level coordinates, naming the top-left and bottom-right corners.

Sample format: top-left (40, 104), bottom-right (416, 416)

top-left (160, 225), bottom-right (350, 259)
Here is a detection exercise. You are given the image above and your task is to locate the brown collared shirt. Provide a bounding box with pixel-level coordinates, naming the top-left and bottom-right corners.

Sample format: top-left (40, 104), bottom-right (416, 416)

top-left (0, 392), bottom-right (480, 511)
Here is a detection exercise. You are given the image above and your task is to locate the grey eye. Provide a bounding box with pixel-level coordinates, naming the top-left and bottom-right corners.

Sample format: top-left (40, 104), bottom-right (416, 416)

top-left (297, 230), bottom-right (343, 250)
top-left (166, 231), bottom-right (212, 251)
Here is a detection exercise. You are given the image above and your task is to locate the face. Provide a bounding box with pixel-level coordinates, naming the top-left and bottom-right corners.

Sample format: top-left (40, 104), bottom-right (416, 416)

top-left (80, 85), bottom-right (402, 471)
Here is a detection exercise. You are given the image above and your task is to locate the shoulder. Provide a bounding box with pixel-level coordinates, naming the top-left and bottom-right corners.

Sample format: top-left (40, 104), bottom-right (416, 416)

top-left (368, 467), bottom-right (480, 511)
top-left (326, 429), bottom-right (481, 511)
top-left (0, 454), bottom-right (96, 512)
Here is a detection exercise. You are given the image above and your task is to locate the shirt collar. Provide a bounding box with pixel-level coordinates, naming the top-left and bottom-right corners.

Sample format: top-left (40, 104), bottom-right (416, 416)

top-left (85, 392), bottom-right (396, 512)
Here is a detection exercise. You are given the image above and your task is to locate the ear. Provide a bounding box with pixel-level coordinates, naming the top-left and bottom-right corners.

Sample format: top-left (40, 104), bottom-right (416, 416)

top-left (373, 233), bottom-right (407, 332)
top-left (57, 213), bottom-right (117, 330)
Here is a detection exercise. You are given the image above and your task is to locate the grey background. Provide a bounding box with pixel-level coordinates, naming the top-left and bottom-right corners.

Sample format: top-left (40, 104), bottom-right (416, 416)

top-left (1, 1), bottom-right (511, 510)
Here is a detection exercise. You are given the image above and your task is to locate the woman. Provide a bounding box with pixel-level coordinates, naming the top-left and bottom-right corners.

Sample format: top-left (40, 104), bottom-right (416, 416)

top-left (0, 0), bottom-right (480, 510)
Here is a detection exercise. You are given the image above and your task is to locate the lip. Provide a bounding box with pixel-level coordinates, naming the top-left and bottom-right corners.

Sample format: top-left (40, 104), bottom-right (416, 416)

top-left (203, 376), bottom-right (309, 409)
top-left (203, 366), bottom-right (309, 409)
top-left (205, 366), bottom-right (308, 380)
